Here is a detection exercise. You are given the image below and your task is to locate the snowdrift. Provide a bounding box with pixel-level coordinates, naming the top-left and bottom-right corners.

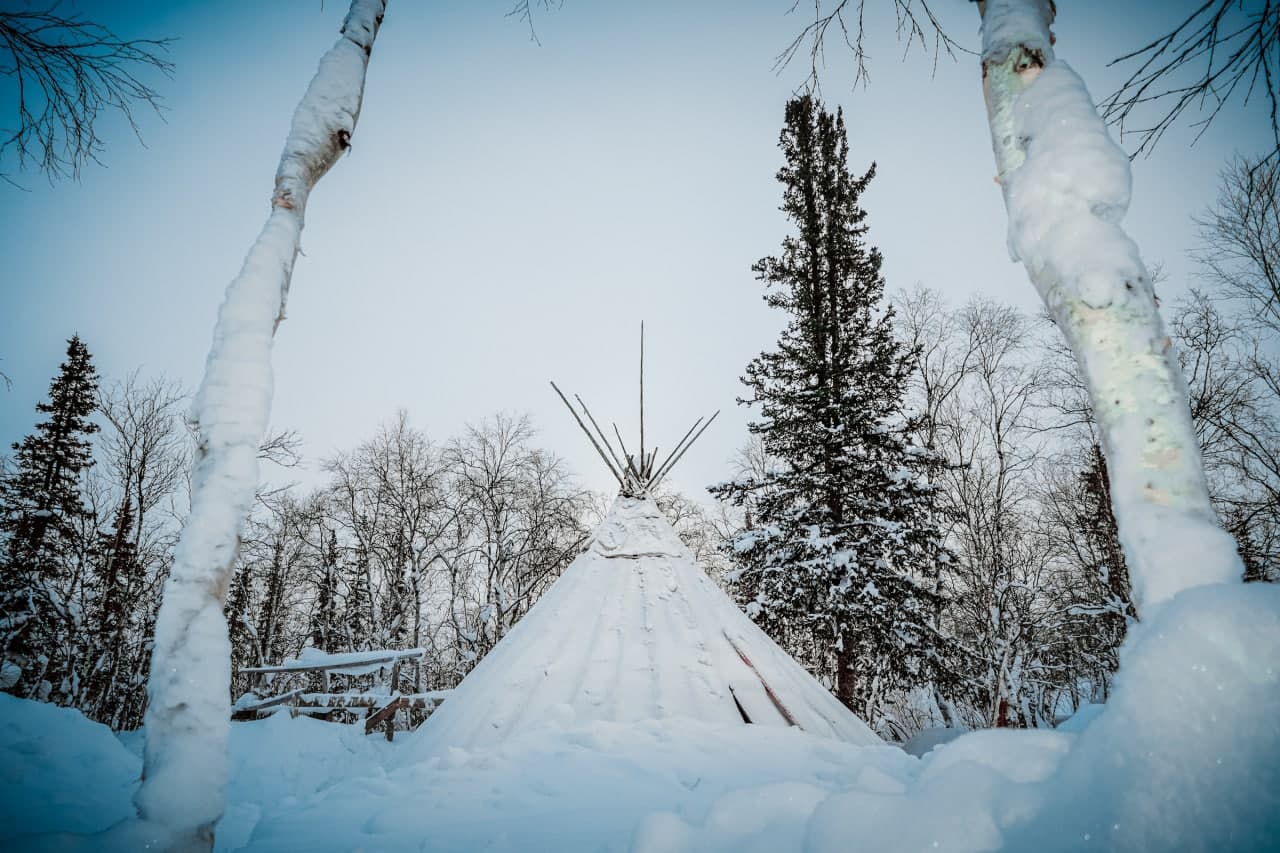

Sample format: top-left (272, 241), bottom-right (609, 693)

top-left (1, 568), bottom-right (1275, 852)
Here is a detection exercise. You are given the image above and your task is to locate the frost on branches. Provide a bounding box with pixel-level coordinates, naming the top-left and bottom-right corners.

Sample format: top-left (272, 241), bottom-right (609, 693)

top-left (976, 0), bottom-right (1242, 611)
top-left (134, 1), bottom-right (387, 848)
top-left (713, 96), bottom-right (953, 733)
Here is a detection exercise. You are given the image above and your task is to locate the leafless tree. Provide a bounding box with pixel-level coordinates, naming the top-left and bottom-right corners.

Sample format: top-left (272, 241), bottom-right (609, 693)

top-left (1196, 155), bottom-right (1280, 328)
top-left (445, 413), bottom-right (588, 669)
top-left (1182, 155), bottom-right (1280, 577)
top-left (324, 411), bottom-right (451, 668)
top-left (890, 289), bottom-right (1132, 727)
top-left (1102, 0), bottom-right (1280, 160)
top-left (0, 6), bottom-right (173, 182)
top-left (1172, 291), bottom-right (1280, 579)
top-left (98, 373), bottom-right (189, 545)
top-left (894, 284), bottom-right (976, 451)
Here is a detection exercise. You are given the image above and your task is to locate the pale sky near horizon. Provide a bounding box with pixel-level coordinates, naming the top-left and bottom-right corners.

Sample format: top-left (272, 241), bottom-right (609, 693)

top-left (0, 0), bottom-right (1271, 502)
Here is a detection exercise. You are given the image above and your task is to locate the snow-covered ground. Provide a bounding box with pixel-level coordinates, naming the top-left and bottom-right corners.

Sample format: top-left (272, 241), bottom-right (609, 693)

top-left (3, 579), bottom-right (1277, 852)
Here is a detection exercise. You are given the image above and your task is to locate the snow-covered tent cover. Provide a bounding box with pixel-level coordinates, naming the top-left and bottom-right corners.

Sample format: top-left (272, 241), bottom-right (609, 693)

top-left (411, 495), bottom-right (881, 754)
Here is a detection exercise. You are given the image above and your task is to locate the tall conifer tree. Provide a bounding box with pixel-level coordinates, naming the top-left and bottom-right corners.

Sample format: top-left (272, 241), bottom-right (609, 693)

top-left (1, 335), bottom-right (100, 696)
top-left (713, 96), bottom-right (950, 727)
top-left (82, 498), bottom-right (145, 723)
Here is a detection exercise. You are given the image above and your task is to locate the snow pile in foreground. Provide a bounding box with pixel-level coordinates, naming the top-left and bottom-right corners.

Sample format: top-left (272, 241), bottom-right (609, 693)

top-left (260, 717), bottom-right (917, 853)
top-left (0, 693), bottom-right (139, 839)
top-left (2, 584), bottom-right (1276, 852)
top-left (1008, 583), bottom-right (1280, 851)
top-left (1, 704), bottom-right (389, 852)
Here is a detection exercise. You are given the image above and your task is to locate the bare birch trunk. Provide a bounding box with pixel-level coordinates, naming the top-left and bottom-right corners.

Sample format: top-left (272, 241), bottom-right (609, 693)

top-left (974, 0), bottom-right (1242, 613)
top-left (134, 2), bottom-right (387, 849)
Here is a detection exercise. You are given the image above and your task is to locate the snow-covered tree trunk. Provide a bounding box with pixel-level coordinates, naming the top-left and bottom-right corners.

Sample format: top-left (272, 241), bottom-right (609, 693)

top-left (134, 2), bottom-right (386, 849)
top-left (974, 0), bottom-right (1241, 612)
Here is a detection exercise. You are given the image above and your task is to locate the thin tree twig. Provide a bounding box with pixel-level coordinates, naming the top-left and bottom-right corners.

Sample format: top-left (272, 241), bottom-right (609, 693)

top-left (774, 0), bottom-right (969, 95)
top-left (0, 6), bottom-right (174, 183)
top-left (506, 0), bottom-right (563, 46)
top-left (1102, 0), bottom-right (1279, 161)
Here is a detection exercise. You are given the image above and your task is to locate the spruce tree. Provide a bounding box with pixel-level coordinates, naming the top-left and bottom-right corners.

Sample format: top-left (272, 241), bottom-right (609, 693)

top-left (225, 560), bottom-right (258, 698)
top-left (343, 561), bottom-right (372, 651)
top-left (1, 335), bottom-right (100, 697)
top-left (713, 96), bottom-right (950, 727)
top-left (82, 498), bottom-right (144, 723)
top-left (310, 528), bottom-right (342, 655)
top-left (307, 528), bottom-right (343, 692)
top-left (335, 540), bottom-right (375, 657)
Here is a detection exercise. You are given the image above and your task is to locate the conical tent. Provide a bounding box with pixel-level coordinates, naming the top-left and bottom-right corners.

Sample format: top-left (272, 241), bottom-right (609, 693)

top-left (412, 495), bottom-right (881, 753)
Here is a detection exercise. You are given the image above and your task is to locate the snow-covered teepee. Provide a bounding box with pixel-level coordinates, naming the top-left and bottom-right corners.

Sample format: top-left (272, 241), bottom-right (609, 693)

top-left (412, 340), bottom-right (881, 754)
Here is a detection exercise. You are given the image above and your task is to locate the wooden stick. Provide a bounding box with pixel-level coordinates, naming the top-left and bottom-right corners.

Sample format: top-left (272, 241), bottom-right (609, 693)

top-left (551, 381), bottom-right (625, 486)
top-left (576, 393), bottom-right (628, 477)
top-left (639, 321), bottom-right (645, 468)
top-left (364, 695), bottom-right (408, 739)
top-left (723, 630), bottom-right (798, 727)
top-left (649, 417), bottom-right (703, 487)
top-left (231, 687), bottom-right (306, 716)
top-left (612, 423), bottom-right (640, 481)
top-left (655, 412), bottom-right (706, 481)
top-left (650, 410), bottom-right (719, 491)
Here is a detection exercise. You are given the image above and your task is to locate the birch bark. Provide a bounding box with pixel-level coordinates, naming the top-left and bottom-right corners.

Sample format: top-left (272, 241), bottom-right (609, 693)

top-left (134, 2), bottom-right (387, 849)
top-left (975, 0), bottom-right (1242, 613)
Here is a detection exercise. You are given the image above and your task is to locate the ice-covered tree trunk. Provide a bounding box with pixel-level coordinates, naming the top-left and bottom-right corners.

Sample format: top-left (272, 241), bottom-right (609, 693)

top-left (975, 0), bottom-right (1241, 612)
top-left (134, 2), bottom-right (386, 849)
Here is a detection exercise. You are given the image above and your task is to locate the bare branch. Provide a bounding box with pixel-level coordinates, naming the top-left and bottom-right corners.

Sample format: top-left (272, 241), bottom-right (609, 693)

top-left (0, 6), bottom-right (174, 183)
top-left (775, 0), bottom-right (968, 95)
top-left (507, 0), bottom-right (563, 46)
top-left (259, 429), bottom-right (304, 469)
top-left (1102, 0), bottom-right (1280, 160)
top-left (1193, 154), bottom-right (1280, 329)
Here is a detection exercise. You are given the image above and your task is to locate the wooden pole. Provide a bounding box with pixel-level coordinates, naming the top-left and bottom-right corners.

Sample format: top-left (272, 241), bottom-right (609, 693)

top-left (550, 381), bottom-right (625, 486)
top-left (575, 393), bottom-right (628, 479)
top-left (650, 410), bottom-right (719, 491)
top-left (612, 423), bottom-right (639, 481)
top-left (649, 417), bottom-right (703, 487)
top-left (639, 321), bottom-right (645, 468)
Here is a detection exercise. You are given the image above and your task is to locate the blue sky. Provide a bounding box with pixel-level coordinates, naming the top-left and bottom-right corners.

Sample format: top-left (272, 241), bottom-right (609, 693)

top-left (0, 0), bottom-right (1270, 499)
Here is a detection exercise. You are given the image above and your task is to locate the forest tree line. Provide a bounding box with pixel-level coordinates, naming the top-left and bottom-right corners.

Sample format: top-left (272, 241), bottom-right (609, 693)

top-left (1, 150), bottom-right (1275, 737)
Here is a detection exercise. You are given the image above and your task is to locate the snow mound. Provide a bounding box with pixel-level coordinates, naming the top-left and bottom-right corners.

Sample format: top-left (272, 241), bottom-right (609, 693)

top-left (0, 693), bottom-right (140, 843)
top-left (900, 724), bottom-right (968, 757)
top-left (0, 699), bottom-right (387, 852)
top-left (2, 563), bottom-right (1274, 852)
top-left (250, 717), bottom-right (912, 852)
top-left (1010, 583), bottom-right (1280, 851)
